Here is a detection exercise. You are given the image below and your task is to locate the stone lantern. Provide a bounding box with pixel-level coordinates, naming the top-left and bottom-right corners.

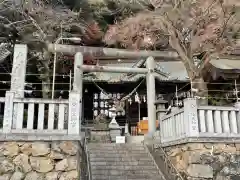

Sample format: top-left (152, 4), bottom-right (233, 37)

top-left (155, 98), bottom-right (167, 140)
top-left (155, 98), bottom-right (168, 123)
top-left (108, 106), bottom-right (121, 142)
top-left (109, 106), bottom-right (118, 126)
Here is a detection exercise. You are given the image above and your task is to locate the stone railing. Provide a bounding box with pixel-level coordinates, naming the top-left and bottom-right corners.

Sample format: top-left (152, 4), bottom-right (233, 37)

top-left (160, 109), bottom-right (185, 143)
top-left (197, 105), bottom-right (239, 136)
top-left (146, 144), bottom-right (184, 180)
top-left (80, 133), bottom-right (92, 180)
top-left (0, 91), bottom-right (82, 140)
top-left (160, 98), bottom-right (240, 146)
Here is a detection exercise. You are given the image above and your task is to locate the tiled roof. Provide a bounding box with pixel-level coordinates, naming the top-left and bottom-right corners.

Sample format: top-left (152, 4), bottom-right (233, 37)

top-left (83, 58), bottom-right (240, 83)
top-left (83, 61), bottom-right (189, 82)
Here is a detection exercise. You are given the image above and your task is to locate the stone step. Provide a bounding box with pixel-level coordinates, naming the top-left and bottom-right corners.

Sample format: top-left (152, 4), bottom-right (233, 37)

top-left (89, 158), bottom-right (154, 163)
top-left (91, 165), bottom-right (158, 170)
top-left (88, 150), bottom-right (146, 155)
top-left (88, 148), bottom-right (146, 152)
top-left (88, 145), bottom-right (145, 148)
top-left (89, 159), bottom-right (153, 163)
top-left (89, 153), bottom-right (150, 158)
top-left (91, 169), bottom-right (160, 175)
top-left (88, 148), bottom-right (146, 154)
top-left (88, 146), bottom-right (146, 149)
top-left (89, 152), bottom-right (147, 156)
top-left (92, 175), bottom-right (162, 180)
top-left (87, 143), bottom-right (163, 180)
top-left (90, 161), bottom-right (155, 166)
top-left (87, 143), bottom-right (145, 149)
top-left (88, 143), bottom-right (144, 146)
top-left (89, 151), bottom-right (148, 155)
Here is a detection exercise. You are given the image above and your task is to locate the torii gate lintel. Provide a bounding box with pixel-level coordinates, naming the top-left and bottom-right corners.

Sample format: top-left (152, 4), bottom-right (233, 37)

top-left (74, 52), bottom-right (157, 136)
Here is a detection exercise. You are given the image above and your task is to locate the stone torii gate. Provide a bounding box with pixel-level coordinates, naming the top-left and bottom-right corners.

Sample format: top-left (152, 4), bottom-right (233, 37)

top-left (74, 52), bottom-right (157, 136)
top-left (9, 44), bottom-right (178, 135)
top-left (48, 44), bottom-right (180, 136)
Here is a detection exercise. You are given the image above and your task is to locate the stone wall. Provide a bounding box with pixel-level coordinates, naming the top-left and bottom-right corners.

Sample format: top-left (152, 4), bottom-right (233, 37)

top-left (0, 141), bottom-right (81, 180)
top-left (164, 143), bottom-right (240, 180)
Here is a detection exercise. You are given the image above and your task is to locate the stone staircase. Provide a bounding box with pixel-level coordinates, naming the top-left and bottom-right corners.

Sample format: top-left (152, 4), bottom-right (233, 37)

top-left (87, 143), bottom-right (166, 180)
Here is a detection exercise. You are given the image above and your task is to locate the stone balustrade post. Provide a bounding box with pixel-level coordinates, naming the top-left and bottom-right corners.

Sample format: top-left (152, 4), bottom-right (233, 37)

top-left (3, 91), bottom-right (14, 133)
top-left (184, 98), bottom-right (199, 137)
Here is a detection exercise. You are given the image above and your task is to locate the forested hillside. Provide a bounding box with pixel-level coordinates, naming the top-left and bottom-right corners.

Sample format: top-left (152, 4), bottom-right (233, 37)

top-left (0, 0), bottom-right (239, 100)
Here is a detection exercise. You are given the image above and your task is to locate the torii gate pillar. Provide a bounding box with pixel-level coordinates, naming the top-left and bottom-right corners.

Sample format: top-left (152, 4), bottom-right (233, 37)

top-left (146, 57), bottom-right (156, 136)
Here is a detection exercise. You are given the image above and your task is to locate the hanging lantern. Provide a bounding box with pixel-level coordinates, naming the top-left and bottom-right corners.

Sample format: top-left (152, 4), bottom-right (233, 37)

top-left (104, 110), bottom-right (108, 116)
top-left (117, 93), bottom-right (121, 99)
top-left (103, 93), bottom-right (107, 99)
top-left (94, 101), bottom-right (98, 108)
top-left (94, 93), bottom-right (98, 99)
top-left (178, 101), bottom-right (183, 106)
top-left (121, 110), bottom-right (125, 116)
top-left (143, 95), bottom-right (146, 103)
top-left (100, 92), bottom-right (104, 99)
top-left (94, 110), bottom-right (98, 117)
top-left (105, 101), bottom-right (108, 108)
top-left (128, 98), bottom-right (132, 105)
top-left (100, 101), bottom-right (104, 108)
top-left (135, 92), bottom-right (140, 103)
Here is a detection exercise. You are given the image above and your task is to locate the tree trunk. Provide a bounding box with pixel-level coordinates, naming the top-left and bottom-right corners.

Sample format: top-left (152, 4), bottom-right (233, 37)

top-left (41, 72), bottom-right (51, 99)
top-left (191, 76), bottom-right (208, 105)
top-left (37, 50), bottom-right (52, 99)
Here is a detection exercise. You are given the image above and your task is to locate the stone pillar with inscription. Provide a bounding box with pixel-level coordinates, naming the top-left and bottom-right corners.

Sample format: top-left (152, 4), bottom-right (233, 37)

top-left (73, 52), bottom-right (83, 125)
top-left (68, 92), bottom-right (81, 134)
top-left (184, 98), bottom-right (199, 137)
top-left (10, 44), bottom-right (28, 129)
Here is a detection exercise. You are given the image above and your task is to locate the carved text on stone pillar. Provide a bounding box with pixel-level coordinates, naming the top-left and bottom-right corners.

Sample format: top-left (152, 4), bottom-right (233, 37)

top-left (68, 93), bottom-right (80, 134)
top-left (10, 45), bottom-right (27, 98)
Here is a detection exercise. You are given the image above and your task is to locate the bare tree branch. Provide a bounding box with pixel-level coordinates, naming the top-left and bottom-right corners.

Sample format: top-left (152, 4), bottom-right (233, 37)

top-left (103, 0), bottom-right (239, 101)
